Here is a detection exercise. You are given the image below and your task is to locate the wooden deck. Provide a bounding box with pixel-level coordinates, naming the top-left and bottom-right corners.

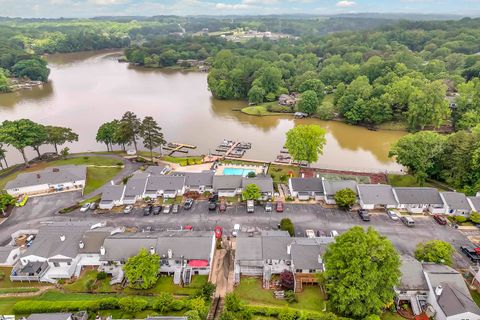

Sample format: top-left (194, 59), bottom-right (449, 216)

top-left (163, 142), bottom-right (197, 156)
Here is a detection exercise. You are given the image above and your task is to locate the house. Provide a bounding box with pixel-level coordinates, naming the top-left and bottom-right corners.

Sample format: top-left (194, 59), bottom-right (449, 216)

top-left (440, 192), bottom-right (473, 216)
top-left (5, 165), bottom-right (87, 197)
top-left (323, 180), bottom-right (358, 205)
top-left (357, 184), bottom-right (398, 210)
top-left (467, 196), bottom-right (480, 213)
top-left (12, 222), bottom-right (92, 282)
top-left (100, 231), bottom-right (216, 285)
top-left (278, 94), bottom-right (296, 106)
top-left (234, 230), bottom-right (334, 289)
top-left (99, 184), bottom-right (125, 210)
top-left (242, 175), bottom-right (274, 200)
top-left (25, 311), bottom-right (88, 320)
top-left (144, 165), bottom-right (170, 176)
top-left (395, 255), bottom-right (430, 316)
top-left (0, 246), bottom-right (21, 267)
top-left (288, 177), bottom-right (324, 201)
top-left (144, 175), bottom-right (186, 199)
top-left (213, 176), bottom-right (243, 197)
top-left (423, 263), bottom-right (480, 320)
top-left (173, 171), bottom-right (214, 193)
top-left (393, 187), bottom-right (445, 214)
top-left (123, 173), bottom-right (148, 204)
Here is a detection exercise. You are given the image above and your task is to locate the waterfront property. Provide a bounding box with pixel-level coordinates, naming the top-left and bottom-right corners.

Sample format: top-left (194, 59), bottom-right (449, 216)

top-left (357, 184), bottom-right (398, 210)
top-left (215, 163), bottom-right (266, 177)
top-left (5, 165), bottom-right (86, 197)
top-left (323, 180), bottom-right (358, 205)
top-left (393, 187), bottom-right (446, 214)
top-left (172, 171), bottom-right (215, 193)
top-left (440, 192), bottom-right (473, 216)
top-left (288, 177), bottom-right (324, 201)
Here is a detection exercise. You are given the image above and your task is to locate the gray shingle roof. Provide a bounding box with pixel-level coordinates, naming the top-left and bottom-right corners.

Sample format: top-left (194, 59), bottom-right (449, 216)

top-left (357, 184), bottom-right (398, 206)
top-left (5, 165), bottom-right (86, 189)
top-left (213, 175), bottom-right (242, 190)
top-left (79, 229), bottom-right (112, 254)
top-left (423, 263), bottom-right (480, 316)
top-left (290, 240), bottom-right (324, 270)
top-left (23, 222), bottom-right (92, 259)
top-left (236, 237), bottom-right (263, 261)
top-left (324, 180), bottom-right (358, 196)
top-left (0, 246), bottom-right (14, 263)
top-left (124, 175), bottom-right (148, 197)
top-left (394, 187), bottom-right (443, 205)
top-left (145, 175), bottom-right (185, 192)
top-left (262, 236), bottom-right (291, 260)
top-left (27, 313), bottom-right (73, 320)
top-left (290, 178), bottom-right (323, 193)
top-left (173, 171), bottom-right (214, 187)
top-left (100, 185), bottom-right (125, 202)
top-left (242, 175), bottom-right (274, 194)
top-left (441, 192), bottom-right (471, 211)
top-left (468, 197), bottom-right (480, 212)
top-left (145, 165), bottom-right (168, 175)
top-left (398, 255), bottom-right (428, 291)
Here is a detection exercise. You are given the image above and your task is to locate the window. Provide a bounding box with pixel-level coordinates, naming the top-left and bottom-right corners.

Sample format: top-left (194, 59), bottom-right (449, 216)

top-left (53, 262), bottom-right (60, 267)
top-left (67, 261), bottom-right (71, 266)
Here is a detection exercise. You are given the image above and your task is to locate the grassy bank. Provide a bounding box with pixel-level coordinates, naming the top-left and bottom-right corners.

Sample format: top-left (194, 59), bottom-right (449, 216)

top-left (241, 102), bottom-right (292, 116)
top-left (387, 174), bottom-right (449, 191)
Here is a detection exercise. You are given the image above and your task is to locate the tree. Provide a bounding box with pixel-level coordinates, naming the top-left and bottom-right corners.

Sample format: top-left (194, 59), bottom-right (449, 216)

top-left (248, 86), bottom-right (265, 105)
top-left (285, 125), bottom-right (326, 165)
top-left (280, 218), bottom-right (295, 236)
top-left (242, 184), bottom-right (261, 200)
top-left (298, 79), bottom-right (325, 101)
top-left (11, 59), bottom-right (50, 82)
top-left (0, 144), bottom-right (7, 169)
top-left (29, 123), bottom-right (48, 158)
top-left (0, 194), bottom-right (15, 214)
top-left (123, 248), bottom-right (160, 289)
top-left (185, 310), bottom-right (201, 320)
top-left (415, 240), bottom-right (455, 266)
top-left (297, 90), bottom-right (319, 115)
top-left (334, 188), bottom-right (356, 209)
top-left (139, 116), bottom-right (165, 162)
top-left (0, 119), bottom-right (45, 166)
top-left (60, 147), bottom-right (70, 157)
top-left (389, 131), bottom-right (445, 185)
top-left (279, 270), bottom-right (295, 290)
top-left (153, 292), bottom-right (174, 313)
top-left (324, 227), bottom-right (400, 318)
top-left (121, 111), bottom-right (141, 152)
top-left (119, 296), bottom-right (148, 314)
top-left (96, 121), bottom-right (117, 151)
top-left (470, 212), bottom-right (480, 224)
top-left (45, 126), bottom-right (78, 154)
top-left (0, 69), bottom-right (10, 93)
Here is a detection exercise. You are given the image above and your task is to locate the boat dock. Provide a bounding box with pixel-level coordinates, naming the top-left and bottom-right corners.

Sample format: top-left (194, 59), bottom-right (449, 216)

top-left (163, 142), bottom-right (197, 156)
top-left (211, 140), bottom-right (251, 158)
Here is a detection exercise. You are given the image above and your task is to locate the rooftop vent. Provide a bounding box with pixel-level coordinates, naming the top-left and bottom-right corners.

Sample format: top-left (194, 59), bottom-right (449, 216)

top-left (435, 285), bottom-right (443, 296)
top-left (79, 241), bottom-right (84, 249)
top-left (167, 249), bottom-right (173, 259)
top-left (150, 246), bottom-right (155, 255)
top-left (60, 235), bottom-right (66, 242)
top-left (100, 246), bottom-right (106, 255)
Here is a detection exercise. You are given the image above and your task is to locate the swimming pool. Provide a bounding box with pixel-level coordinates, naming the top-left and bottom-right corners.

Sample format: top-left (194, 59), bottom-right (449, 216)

top-left (223, 167), bottom-right (256, 176)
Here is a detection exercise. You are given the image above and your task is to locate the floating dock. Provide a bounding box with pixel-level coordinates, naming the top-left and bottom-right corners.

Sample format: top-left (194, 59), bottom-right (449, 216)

top-left (163, 142), bottom-right (197, 156)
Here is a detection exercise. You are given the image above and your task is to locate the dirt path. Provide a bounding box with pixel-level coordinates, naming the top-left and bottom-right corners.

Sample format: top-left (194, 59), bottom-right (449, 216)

top-left (210, 238), bottom-right (235, 298)
top-left (0, 285), bottom-right (54, 298)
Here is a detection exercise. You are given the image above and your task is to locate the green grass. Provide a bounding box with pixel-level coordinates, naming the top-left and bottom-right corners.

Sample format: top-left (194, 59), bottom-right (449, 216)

top-left (64, 270), bottom-right (113, 293)
top-left (0, 287), bottom-right (40, 294)
top-left (124, 275), bottom-right (208, 296)
top-left (241, 106), bottom-right (272, 116)
top-left (161, 155), bottom-right (203, 165)
top-left (267, 164), bottom-right (300, 184)
top-left (388, 174), bottom-right (440, 189)
top-left (234, 277), bottom-right (325, 312)
top-left (381, 312), bottom-right (404, 320)
top-left (0, 268), bottom-right (49, 289)
top-left (79, 194), bottom-right (101, 206)
top-left (84, 166), bottom-right (122, 195)
top-left (240, 102), bottom-right (292, 116)
top-left (470, 289), bottom-right (480, 307)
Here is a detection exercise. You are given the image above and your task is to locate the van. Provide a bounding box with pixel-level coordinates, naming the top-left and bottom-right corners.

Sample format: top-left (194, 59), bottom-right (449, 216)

top-left (247, 200), bottom-right (254, 213)
top-left (401, 216), bottom-right (415, 227)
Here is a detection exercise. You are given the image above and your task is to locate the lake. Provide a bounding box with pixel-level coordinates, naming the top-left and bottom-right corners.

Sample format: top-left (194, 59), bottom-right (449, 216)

top-left (0, 50), bottom-right (405, 172)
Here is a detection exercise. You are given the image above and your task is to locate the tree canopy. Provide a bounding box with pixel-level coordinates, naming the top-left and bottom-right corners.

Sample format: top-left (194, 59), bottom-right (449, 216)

top-left (123, 248), bottom-right (160, 289)
top-left (242, 184), bottom-right (262, 200)
top-left (334, 188), bottom-right (357, 209)
top-left (414, 240), bottom-right (455, 266)
top-left (324, 226), bottom-right (401, 318)
top-left (285, 125), bottom-right (326, 165)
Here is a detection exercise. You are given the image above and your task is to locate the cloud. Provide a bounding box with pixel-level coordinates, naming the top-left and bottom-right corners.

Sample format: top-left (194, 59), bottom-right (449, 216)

top-left (88, 0), bottom-right (126, 5)
top-left (336, 0), bottom-right (356, 7)
top-left (242, 0), bottom-right (278, 4)
top-left (215, 2), bottom-right (252, 9)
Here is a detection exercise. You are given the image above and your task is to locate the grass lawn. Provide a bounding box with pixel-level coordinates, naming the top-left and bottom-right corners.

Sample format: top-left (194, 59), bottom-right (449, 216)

top-left (470, 289), bottom-right (480, 307)
top-left (0, 267), bottom-right (49, 289)
top-left (234, 277), bottom-right (325, 312)
top-left (84, 166), bottom-right (122, 195)
top-left (381, 312), bottom-right (404, 320)
top-left (161, 155), bottom-right (203, 165)
top-left (240, 102), bottom-right (292, 117)
top-left (267, 164), bottom-right (300, 184)
top-left (64, 270), bottom-right (113, 293)
top-left (124, 275), bottom-right (208, 296)
top-left (387, 174), bottom-right (445, 190)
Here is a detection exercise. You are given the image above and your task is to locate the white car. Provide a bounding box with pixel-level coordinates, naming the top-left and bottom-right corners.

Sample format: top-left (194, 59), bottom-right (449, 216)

top-left (387, 210), bottom-right (400, 221)
top-left (232, 224), bottom-right (240, 237)
top-left (305, 229), bottom-right (316, 238)
top-left (80, 203), bottom-right (91, 212)
top-left (123, 205), bottom-right (134, 214)
top-left (330, 230), bottom-right (339, 237)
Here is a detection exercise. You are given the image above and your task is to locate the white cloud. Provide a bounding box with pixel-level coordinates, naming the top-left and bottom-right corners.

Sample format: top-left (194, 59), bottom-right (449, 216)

top-left (336, 0), bottom-right (356, 7)
top-left (242, 0), bottom-right (278, 4)
top-left (215, 2), bottom-right (252, 10)
top-left (88, 0), bottom-right (126, 5)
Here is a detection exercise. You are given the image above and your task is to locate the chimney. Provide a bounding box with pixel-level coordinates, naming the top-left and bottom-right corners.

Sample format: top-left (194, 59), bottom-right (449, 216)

top-left (287, 244), bottom-right (291, 255)
top-left (301, 173), bottom-right (304, 178)
top-left (100, 246), bottom-right (106, 255)
top-left (317, 174), bottom-right (320, 178)
top-left (150, 246), bottom-right (155, 255)
top-left (79, 241), bottom-right (84, 249)
top-left (167, 249), bottom-right (173, 259)
top-left (318, 255), bottom-right (323, 264)
top-left (60, 235), bottom-right (66, 242)
top-left (435, 285), bottom-right (443, 296)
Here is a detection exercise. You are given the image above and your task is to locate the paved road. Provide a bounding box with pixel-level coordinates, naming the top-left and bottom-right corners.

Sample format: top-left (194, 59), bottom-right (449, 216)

top-left (1, 196), bottom-right (475, 269)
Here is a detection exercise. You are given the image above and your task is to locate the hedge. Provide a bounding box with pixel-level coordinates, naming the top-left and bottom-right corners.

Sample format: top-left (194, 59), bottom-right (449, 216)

top-left (13, 300), bottom-right (100, 314)
top-left (0, 287), bottom-right (40, 294)
top-left (246, 305), bottom-right (339, 320)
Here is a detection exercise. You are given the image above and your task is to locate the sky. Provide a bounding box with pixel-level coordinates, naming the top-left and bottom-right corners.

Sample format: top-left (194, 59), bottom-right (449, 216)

top-left (0, 0), bottom-right (478, 18)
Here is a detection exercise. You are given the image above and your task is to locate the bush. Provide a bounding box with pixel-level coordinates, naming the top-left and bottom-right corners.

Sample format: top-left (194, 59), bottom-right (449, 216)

top-left (0, 287), bottom-right (39, 294)
top-left (279, 308), bottom-right (299, 320)
top-left (317, 100), bottom-right (335, 120)
top-left (280, 271), bottom-right (295, 290)
top-left (195, 282), bottom-right (216, 301)
top-left (153, 292), bottom-right (174, 312)
top-left (171, 299), bottom-right (185, 311)
top-left (195, 159), bottom-right (203, 164)
top-left (99, 297), bottom-right (119, 310)
top-left (280, 218), bottom-right (295, 236)
top-left (185, 310), bottom-right (202, 320)
top-left (188, 159), bottom-right (196, 165)
top-left (284, 290), bottom-right (297, 303)
top-left (119, 296), bottom-right (148, 314)
top-left (180, 160), bottom-right (188, 166)
top-left (470, 212), bottom-right (480, 224)
top-left (96, 271), bottom-right (108, 280)
top-left (187, 297), bottom-right (208, 317)
top-left (0, 271), bottom-right (5, 280)
top-left (247, 305), bottom-right (334, 320)
top-left (455, 215), bottom-right (467, 223)
top-left (13, 300), bottom-right (100, 314)
top-left (85, 279), bottom-right (95, 292)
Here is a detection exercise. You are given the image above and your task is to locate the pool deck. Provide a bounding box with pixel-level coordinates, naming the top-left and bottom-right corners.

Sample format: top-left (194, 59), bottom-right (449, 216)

top-left (215, 163), bottom-right (265, 176)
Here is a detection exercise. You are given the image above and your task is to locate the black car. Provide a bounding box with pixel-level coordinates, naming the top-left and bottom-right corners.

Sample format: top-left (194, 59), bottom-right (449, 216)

top-left (143, 205), bottom-right (153, 216)
top-left (461, 245), bottom-right (480, 262)
top-left (358, 209), bottom-right (371, 222)
top-left (209, 193), bottom-right (219, 203)
top-left (152, 205), bottom-right (162, 215)
top-left (208, 201), bottom-right (217, 211)
top-left (184, 199), bottom-right (194, 210)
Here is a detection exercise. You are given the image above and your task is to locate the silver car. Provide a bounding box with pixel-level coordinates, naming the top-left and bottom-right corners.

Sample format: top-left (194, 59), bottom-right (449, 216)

top-left (79, 203), bottom-right (90, 212)
top-left (123, 205), bottom-right (134, 214)
top-left (387, 210), bottom-right (400, 221)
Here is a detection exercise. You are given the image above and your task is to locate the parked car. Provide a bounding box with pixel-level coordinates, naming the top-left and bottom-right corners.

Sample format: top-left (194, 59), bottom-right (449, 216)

top-left (400, 216), bottom-right (415, 227)
top-left (184, 199), bottom-right (194, 210)
top-left (208, 201), bottom-right (217, 211)
top-left (183, 225), bottom-right (193, 231)
top-left (276, 201), bottom-right (284, 213)
top-left (433, 214), bottom-right (447, 225)
top-left (247, 200), bottom-right (255, 213)
top-left (163, 204), bottom-right (171, 214)
top-left (152, 206), bottom-right (162, 215)
top-left (209, 193), bottom-right (219, 202)
top-left (387, 209), bottom-right (399, 221)
top-left (305, 229), bottom-right (315, 238)
top-left (123, 205), bottom-right (134, 214)
top-left (89, 202), bottom-right (98, 210)
top-left (265, 202), bottom-right (273, 212)
top-left (80, 203), bottom-right (91, 212)
top-left (461, 245), bottom-right (480, 262)
top-left (172, 204), bottom-right (180, 214)
top-left (219, 200), bottom-right (227, 212)
top-left (358, 209), bottom-right (370, 222)
top-left (143, 205), bottom-right (153, 216)
top-left (232, 223), bottom-right (240, 237)
top-left (330, 230), bottom-right (339, 237)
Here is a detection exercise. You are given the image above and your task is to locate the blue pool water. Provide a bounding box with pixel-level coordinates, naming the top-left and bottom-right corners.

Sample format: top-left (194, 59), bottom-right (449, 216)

top-left (223, 168), bottom-right (255, 176)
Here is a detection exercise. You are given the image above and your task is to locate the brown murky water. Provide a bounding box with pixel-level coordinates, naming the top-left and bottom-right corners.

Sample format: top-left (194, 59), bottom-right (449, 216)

top-left (0, 51), bottom-right (405, 172)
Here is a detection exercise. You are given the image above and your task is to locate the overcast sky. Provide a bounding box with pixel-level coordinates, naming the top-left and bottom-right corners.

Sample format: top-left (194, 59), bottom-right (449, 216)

top-left (0, 0), bottom-right (477, 18)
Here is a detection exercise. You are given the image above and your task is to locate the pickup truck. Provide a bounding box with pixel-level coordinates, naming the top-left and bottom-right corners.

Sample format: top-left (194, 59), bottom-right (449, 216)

top-left (461, 245), bottom-right (480, 262)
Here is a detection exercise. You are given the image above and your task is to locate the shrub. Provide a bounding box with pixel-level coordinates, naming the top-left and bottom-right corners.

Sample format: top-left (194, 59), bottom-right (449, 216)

top-left (171, 299), bottom-right (185, 311)
top-left (195, 159), bottom-right (203, 164)
top-left (224, 293), bottom-right (242, 312)
top-left (185, 310), bottom-right (202, 320)
top-left (195, 282), bottom-right (216, 301)
top-left (153, 292), bottom-right (174, 312)
top-left (13, 300), bottom-right (100, 314)
top-left (364, 315), bottom-right (381, 320)
top-left (455, 215), bottom-right (467, 223)
top-left (279, 308), bottom-right (299, 320)
top-left (284, 290), bottom-right (297, 303)
top-left (0, 287), bottom-right (39, 294)
top-left (96, 271), bottom-right (108, 280)
top-left (187, 297), bottom-right (208, 317)
top-left (116, 161), bottom-right (123, 166)
top-left (99, 297), bottom-right (119, 309)
top-left (180, 160), bottom-right (188, 166)
top-left (188, 159), bottom-right (196, 165)
top-left (85, 279), bottom-right (95, 292)
top-left (279, 271), bottom-right (295, 290)
top-left (0, 271), bottom-right (5, 280)
top-left (280, 218), bottom-right (295, 236)
top-left (119, 296), bottom-right (148, 314)
top-left (470, 212), bottom-right (480, 224)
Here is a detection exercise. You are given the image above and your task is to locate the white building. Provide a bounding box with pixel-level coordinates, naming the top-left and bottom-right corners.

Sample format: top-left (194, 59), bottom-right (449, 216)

top-left (393, 187), bottom-right (446, 214)
top-left (5, 165), bottom-right (86, 197)
top-left (288, 177), bottom-right (324, 201)
top-left (323, 180), bottom-right (358, 205)
top-left (357, 184), bottom-right (398, 210)
top-left (440, 192), bottom-right (473, 216)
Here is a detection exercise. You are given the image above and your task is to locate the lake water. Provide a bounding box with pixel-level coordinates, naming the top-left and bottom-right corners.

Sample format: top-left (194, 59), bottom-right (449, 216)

top-left (0, 50), bottom-right (405, 172)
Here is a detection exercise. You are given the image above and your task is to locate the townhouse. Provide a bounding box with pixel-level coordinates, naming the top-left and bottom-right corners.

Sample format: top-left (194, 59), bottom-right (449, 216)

top-left (440, 192), bottom-right (473, 216)
top-left (393, 187), bottom-right (446, 214)
top-left (323, 180), bottom-right (357, 205)
top-left (357, 184), bottom-right (398, 210)
top-left (288, 177), bottom-right (324, 201)
top-left (173, 171), bottom-right (214, 193)
top-left (144, 175), bottom-right (186, 199)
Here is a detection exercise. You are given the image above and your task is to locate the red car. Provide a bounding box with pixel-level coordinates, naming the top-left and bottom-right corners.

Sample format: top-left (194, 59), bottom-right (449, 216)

top-left (433, 214), bottom-right (447, 225)
top-left (183, 225), bottom-right (193, 231)
top-left (276, 201), bottom-right (284, 213)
